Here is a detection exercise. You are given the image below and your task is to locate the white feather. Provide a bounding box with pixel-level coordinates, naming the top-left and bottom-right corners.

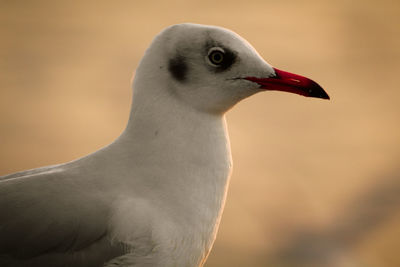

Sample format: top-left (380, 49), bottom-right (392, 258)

top-left (0, 23), bottom-right (275, 267)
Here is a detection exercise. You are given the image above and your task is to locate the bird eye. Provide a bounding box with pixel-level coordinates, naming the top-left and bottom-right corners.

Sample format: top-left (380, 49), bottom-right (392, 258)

top-left (207, 48), bottom-right (225, 66)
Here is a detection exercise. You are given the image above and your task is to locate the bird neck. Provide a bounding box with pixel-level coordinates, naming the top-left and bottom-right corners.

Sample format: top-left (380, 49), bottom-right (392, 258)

top-left (109, 83), bottom-right (233, 232)
top-left (113, 79), bottom-right (233, 185)
top-left (120, 89), bottom-right (231, 164)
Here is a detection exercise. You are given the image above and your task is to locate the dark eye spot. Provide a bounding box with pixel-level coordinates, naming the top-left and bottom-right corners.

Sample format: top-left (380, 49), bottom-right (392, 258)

top-left (168, 54), bottom-right (187, 82)
top-left (206, 46), bottom-right (237, 72)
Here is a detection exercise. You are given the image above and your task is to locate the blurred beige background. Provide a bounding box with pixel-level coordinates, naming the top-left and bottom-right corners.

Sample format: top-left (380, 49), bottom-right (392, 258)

top-left (1, 0), bottom-right (399, 266)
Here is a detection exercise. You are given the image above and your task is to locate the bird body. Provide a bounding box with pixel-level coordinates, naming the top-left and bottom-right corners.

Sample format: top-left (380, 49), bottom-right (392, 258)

top-left (0, 23), bottom-right (328, 266)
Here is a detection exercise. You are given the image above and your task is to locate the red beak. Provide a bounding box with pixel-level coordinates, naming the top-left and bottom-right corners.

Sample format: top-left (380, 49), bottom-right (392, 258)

top-left (245, 68), bottom-right (330, 100)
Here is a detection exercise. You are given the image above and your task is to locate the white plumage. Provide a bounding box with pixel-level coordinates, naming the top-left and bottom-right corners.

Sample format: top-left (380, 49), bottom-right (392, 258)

top-left (0, 23), bottom-right (328, 267)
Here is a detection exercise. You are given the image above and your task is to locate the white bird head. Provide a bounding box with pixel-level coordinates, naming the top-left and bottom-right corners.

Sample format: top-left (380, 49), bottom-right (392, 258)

top-left (132, 23), bottom-right (329, 114)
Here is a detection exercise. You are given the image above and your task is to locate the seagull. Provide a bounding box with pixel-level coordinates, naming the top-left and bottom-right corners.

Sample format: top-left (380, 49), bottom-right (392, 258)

top-left (0, 23), bottom-right (329, 267)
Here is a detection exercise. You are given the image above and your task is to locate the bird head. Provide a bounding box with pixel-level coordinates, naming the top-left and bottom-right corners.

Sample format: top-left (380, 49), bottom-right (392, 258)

top-left (133, 23), bottom-right (329, 114)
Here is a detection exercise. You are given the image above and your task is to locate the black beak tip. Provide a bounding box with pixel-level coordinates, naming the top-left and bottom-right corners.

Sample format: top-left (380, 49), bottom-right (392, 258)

top-left (308, 82), bottom-right (330, 100)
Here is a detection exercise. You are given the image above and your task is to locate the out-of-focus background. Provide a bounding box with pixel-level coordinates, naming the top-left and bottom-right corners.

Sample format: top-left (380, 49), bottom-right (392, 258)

top-left (1, 0), bottom-right (399, 266)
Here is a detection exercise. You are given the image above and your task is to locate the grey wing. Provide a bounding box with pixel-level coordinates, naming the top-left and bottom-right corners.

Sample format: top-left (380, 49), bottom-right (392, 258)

top-left (0, 166), bottom-right (126, 267)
